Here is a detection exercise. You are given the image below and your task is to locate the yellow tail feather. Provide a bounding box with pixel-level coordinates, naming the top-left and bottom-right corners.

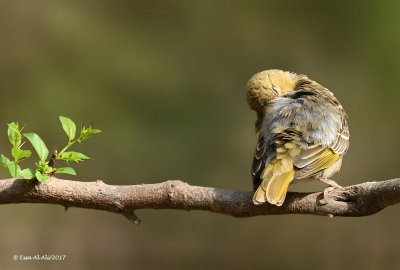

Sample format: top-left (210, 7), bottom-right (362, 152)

top-left (266, 169), bottom-right (295, 206)
top-left (253, 164), bottom-right (273, 205)
top-left (253, 187), bottom-right (266, 205)
top-left (252, 163), bottom-right (295, 206)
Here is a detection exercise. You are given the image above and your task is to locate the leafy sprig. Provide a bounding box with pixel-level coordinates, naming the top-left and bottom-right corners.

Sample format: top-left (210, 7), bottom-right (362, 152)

top-left (0, 116), bottom-right (101, 182)
top-left (0, 122), bottom-right (31, 178)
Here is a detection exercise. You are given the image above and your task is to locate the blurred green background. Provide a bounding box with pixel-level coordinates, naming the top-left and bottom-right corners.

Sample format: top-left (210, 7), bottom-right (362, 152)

top-left (0, 0), bottom-right (400, 269)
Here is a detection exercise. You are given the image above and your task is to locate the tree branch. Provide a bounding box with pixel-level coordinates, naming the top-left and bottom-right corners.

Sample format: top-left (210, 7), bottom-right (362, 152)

top-left (0, 177), bottom-right (399, 224)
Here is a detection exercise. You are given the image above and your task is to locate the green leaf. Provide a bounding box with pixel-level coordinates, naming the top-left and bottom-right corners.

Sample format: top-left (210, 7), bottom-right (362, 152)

top-left (59, 116), bottom-right (76, 141)
top-left (77, 126), bottom-right (101, 142)
top-left (0, 154), bottom-right (10, 167)
top-left (35, 171), bottom-right (50, 182)
top-left (59, 151), bottom-right (90, 163)
top-left (0, 154), bottom-right (21, 178)
top-left (55, 167), bottom-right (76, 175)
top-left (7, 122), bottom-right (21, 146)
top-left (23, 133), bottom-right (49, 162)
top-left (7, 163), bottom-right (21, 178)
top-left (19, 168), bottom-right (35, 179)
top-left (11, 145), bottom-right (31, 161)
top-left (42, 165), bottom-right (53, 174)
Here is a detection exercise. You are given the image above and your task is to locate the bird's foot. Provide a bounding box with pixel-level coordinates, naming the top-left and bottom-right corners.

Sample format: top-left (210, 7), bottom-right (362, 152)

top-left (319, 178), bottom-right (342, 202)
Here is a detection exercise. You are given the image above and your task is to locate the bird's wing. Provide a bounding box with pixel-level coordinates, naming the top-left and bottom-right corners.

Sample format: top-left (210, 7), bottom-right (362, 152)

top-left (293, 147), bottom-right (340, 178)
top-left (293, 116), bottom-right (349, 179)
top-left (251, 135), bottom-right (267, 191)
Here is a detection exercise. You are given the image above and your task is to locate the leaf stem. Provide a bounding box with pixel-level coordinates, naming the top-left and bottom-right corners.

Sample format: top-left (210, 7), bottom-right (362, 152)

top-left (14, 161), bottom-right (18, 177)
top-left (56, 140), bottom-right (76, 160)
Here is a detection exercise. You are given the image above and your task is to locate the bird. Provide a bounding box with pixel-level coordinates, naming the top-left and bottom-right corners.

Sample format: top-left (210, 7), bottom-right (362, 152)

top-left (246, 69), bottom-right (349, 206)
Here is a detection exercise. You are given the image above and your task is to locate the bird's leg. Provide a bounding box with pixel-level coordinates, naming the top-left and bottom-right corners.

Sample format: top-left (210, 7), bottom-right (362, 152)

top-left (319, 178), bottom-right (342, 199)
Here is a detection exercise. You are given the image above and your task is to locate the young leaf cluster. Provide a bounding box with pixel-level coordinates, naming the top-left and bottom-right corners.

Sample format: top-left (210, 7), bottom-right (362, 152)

top-left (0, 117), bottom-right (101, 182)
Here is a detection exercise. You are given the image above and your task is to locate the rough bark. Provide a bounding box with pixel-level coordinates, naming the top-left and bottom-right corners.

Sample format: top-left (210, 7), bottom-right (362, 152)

top-left (0, 177), bottom-right (399, 224)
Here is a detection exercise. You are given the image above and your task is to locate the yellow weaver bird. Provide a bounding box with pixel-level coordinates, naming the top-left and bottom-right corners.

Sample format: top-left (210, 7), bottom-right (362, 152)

top-left (247, 70), bottom-right (349, 206)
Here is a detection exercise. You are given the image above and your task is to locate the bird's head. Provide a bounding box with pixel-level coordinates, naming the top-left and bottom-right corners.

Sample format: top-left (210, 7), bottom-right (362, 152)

top-left (246, 69), bottom-right (297, 113)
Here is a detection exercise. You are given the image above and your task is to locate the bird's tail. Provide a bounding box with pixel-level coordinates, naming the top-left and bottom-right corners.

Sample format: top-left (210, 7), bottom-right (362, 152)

top-left (253, 162), bottom-right (295, 206)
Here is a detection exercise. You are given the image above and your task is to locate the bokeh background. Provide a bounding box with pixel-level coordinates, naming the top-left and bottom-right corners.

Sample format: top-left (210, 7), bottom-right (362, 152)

top-left (0, 1), bottom-right (399, 269)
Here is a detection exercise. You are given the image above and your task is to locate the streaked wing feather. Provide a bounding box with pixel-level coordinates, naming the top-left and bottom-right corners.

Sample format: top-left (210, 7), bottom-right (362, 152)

top-left (330, 117), bottom-right (349, 154)
top-left (293, 145), bottom-right (325, 168)
top-left (251, 136), bottom-right (266, 190)
top-left (294, 149), bottom-right (339, 179)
